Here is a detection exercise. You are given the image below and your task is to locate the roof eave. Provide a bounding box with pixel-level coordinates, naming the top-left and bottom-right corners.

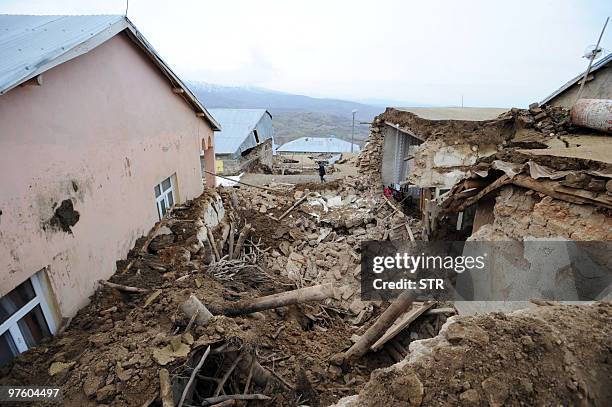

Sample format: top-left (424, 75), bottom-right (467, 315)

top-left (541, 53), bottom-right (612, 105)
top-left (123, 18), bottom-right (221, 130)
top-left (0, 16), bottom-right (221, 131)
top-left (0, 17), bottom-right (129, 95)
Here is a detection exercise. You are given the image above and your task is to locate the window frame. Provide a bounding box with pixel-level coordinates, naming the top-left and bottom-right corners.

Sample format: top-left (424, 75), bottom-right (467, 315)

top-left (155, 175), bottom-right (175, 220)
top-left (0, 272), bottom-right (57, 357)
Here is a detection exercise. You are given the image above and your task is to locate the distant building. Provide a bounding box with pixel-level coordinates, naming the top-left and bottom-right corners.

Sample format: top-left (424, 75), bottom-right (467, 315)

top-left (208, 108), bottom-right (274, 175)
top-left (0, 15), bottom-right (220, 365)
top-left (277, 136), bottom-right (361, 155)
top-left (542, 53), bottom-right (612, 107)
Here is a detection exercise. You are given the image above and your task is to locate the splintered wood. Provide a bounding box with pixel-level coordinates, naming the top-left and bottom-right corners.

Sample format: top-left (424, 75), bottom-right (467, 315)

top-left (343, 289), bottom-right (417, 363)
top-left (370, 302), bottom-right (434, 351)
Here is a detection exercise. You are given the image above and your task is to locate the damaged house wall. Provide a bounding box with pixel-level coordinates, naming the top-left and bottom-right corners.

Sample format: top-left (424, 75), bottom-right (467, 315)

top-left (0, 33), bottom-right (216, 318)
top-left (432, 102), bottom-right (612, 305)
top-left (378, 108), bottom-right (512, 213)
top-left (208, 108), bottom-right (275, 175)
top-left (470, 185), bottom-right (612, 241)
top-left (408, 138), bottom-right (498, 188)
top-left (216, 138), bottom-right (273, 175)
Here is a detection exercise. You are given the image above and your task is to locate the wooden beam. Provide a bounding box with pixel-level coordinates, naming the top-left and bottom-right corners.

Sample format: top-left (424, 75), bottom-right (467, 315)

top-left (450, 174), bottom-right (511, 213)
top-left (344, 289), bottom-right (417, 363)
top-left (215, 284), bottom-right (335, 316)
top-left (371, 302), bottom-right (434, 351)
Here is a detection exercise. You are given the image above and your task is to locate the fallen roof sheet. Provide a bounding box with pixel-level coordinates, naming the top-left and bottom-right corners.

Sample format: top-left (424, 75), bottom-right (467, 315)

top-left (394, 107), bottom-right (508, 121)
top-left (0, 14), bottom-right (220, 130)
top-left (208, 108), bottom-right (272, 154)
top-left (541, 52), bottom-right (612, 105)
top-left (277, 136), bottom-right (361, 153)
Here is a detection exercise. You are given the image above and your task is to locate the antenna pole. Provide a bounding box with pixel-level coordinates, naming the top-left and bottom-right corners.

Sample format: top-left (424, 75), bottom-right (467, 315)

top-left (125, 0), bottom-right (129, 17)
top-left (574, 16), bottom-right (609, 105)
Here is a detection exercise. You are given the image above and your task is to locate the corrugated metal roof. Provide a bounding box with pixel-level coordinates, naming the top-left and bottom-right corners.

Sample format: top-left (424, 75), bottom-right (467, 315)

top-left (277, 137), bottom-right (360, 153)
top-left (541, 52), bottom-right (612, 105)
top-left (209, 108), bottom-right (272, 154)
top-left (0, 14), bottom-right (220, 130)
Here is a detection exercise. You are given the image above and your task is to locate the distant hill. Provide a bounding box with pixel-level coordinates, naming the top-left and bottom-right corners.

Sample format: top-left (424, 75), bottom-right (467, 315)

top-left (187, 81), bottom-right (384, 146)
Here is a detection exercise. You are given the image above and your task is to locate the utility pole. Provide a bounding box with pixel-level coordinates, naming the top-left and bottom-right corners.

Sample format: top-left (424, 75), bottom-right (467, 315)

top-left (575, 16), bottom-right (609, 104)
top-left (351, 109), bottom-right (357, 153)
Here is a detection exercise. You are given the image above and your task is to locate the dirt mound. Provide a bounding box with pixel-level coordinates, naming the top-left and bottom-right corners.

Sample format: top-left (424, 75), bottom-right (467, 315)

top-left (332, 302), bottom-right (612, 407)
top-left (295, 179), bottom-right (343, 192)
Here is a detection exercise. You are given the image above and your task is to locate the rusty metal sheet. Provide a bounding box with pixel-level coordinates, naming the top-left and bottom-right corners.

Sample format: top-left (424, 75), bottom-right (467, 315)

top-left (571, 99), bottom-right (612, 133)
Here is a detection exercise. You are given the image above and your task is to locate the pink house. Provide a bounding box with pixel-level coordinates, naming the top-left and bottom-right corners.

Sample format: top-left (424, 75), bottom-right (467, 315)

top-left (0, 15), bottom-right (220, 365)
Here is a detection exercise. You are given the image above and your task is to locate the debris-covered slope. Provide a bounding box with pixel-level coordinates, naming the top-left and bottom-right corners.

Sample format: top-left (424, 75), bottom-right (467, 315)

top-left (331, 302), bottom-right (612, 407)
top-left (0, 172), bottom-right (431, 406)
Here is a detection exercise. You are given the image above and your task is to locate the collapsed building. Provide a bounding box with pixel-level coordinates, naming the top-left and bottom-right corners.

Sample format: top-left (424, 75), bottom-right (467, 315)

top-left (209, 108), bottom-right (275, 176)
top-left (361, 105), bottom-right (611, 240)
top-left (0, 16), bottom-right (610, 407)
top-left (365, 107), bottom-right (508, 235)
top-left (1, 129), bottom-right (609, 406)
top-left (356, 60), bottom-right (612, 313)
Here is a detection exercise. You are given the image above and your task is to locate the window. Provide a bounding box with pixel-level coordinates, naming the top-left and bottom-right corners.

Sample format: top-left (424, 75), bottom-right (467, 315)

top-left (253, 129), bottom-right (260, 143)
top-left (155, 175), bottom-right (175, 219)
top-left (0, 271), bottom-right (57, 367)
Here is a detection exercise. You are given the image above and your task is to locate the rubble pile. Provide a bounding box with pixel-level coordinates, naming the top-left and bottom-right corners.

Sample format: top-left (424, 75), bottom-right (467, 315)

top-left (2, 109), bottom-right (610, 406)
top-left (223, 177), bottom-right (420, 314)
top-left (1, 174), bottom-right (434, 407)
top-left (331, 302), bottom-right (612, 407)
top-left (503, 102), bottom-right (573, 138)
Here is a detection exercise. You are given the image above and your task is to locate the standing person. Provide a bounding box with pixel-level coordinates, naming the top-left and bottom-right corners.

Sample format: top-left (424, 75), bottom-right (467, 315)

top-left (318, 162), bottom-right (326, 183)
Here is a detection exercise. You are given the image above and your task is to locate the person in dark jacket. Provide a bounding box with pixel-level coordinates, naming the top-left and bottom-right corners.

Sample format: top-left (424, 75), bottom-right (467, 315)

top-left (318, 162), bottom-right (326, 182)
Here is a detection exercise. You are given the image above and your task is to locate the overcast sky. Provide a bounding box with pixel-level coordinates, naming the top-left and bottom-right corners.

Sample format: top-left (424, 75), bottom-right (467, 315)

top-left (1, 0), bottom-right (610, 107)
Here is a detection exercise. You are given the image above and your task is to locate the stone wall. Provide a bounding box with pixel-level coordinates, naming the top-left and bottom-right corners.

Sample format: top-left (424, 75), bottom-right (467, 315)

top-left (471, 185), bottom-right (612, 241)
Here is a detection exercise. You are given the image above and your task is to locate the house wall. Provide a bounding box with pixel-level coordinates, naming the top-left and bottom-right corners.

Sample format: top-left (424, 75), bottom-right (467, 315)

top-left (0, 33), bottom-right (214, 318)
top-left (548, 64), bottom-right (612, 108)
top-left (200, 136), bottom-right (216, 187)
top-left (216, 154), bottom-right (242, 176)
top-left (408, 138), bottom-right (497, 188)
top-left (240, 138), bottom-right (272, 171)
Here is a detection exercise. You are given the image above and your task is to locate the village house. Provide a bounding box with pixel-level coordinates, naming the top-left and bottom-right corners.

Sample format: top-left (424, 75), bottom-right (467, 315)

top-left (208, 108), bottom-right (274, 175)
top-left (0, 14), bottom-right (220, 363)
